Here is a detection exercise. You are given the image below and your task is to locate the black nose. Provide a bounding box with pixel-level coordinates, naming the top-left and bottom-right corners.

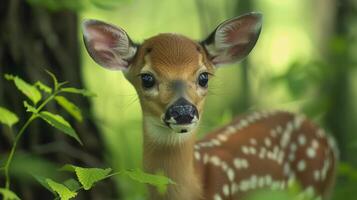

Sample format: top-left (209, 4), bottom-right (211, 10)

top-left (164, 98), bottom-right (198, 125)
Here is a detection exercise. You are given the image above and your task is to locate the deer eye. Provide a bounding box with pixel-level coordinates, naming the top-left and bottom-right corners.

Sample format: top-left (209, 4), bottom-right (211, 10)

top-left (198, 72), bottom-right (209, 88)
top-left (141, 73), bottom-right (155, 89)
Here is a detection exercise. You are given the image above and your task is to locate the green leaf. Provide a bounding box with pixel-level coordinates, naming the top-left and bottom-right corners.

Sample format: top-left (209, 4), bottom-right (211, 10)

top-left (46, 179), bottom-right (77, 200)
top-left (59, 164), bottom-right (76, 172)
top-left (34, 81), bottom-right (52, 93)
top-left (0, 188), bottom-right (20, 200)
top-left (5, 74), bottom-right (42, 104)
top-left (38, 111), bottom-right (82, 145)
top-left (123, 169), bottom-right (175, 194)
top-left (338, 162), bottom-right (357, 181)
top-left (45, 70), bottom-right (58, 90)
top-left (23, 101), bottom-right (37, 113)
top-left (0, 106), bottom-right (19, 127)
top-left (74, 166), bottom-right (112, 190)
top-left (63, 179), bottom-right (81, 192)
top-left (61, 87), bottom-right (97, 97)
top-left (55, 96), bottom-right (83, 122)
top-left (33, 175), bottom-right (54, 193)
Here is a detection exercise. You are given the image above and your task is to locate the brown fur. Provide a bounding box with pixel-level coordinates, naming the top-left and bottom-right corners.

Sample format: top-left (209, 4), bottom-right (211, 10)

top-left (124, 34), bottom-right (213, 200)
top-left (123, 34), bottom-right (337, 200)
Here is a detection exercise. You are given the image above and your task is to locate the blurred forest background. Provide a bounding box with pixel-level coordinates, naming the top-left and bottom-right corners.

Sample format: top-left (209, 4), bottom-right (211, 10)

top-left (1, 0), bottom-right (357, 199)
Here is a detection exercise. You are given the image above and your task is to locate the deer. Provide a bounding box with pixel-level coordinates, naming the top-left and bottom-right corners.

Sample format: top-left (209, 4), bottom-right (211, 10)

top-left (82, 12), bottom-right (338, 200)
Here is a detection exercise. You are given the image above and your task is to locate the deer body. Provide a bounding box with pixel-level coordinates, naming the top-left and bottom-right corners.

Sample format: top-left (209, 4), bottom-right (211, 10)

top-left (82, 13), bottom-right (338, 200)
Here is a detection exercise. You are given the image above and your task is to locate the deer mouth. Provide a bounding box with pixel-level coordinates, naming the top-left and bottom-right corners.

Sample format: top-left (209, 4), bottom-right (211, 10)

top-left (163, 116), bottom-right (199, 134)
top-left (167, 122), bottom-right (198, 133)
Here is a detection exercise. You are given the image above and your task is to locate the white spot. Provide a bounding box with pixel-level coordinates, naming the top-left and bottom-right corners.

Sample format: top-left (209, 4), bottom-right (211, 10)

top-left (214, 194), bottom-right (222, 200)
top-left (258, 177), bottom-right (265, 187)
top-left (250, 138), bottom-right (257, 145)
top-left (241, 159), bottom-right (249, 168)
top-left (194, 151), bottom-right (201, 160)
top-left (298, 134), bottom-right (306, 146)
top-left (226, 126), bottom-right (236, 135)
top-left (290, 143), bottom-right (297, 152)
top-left (297, 160), bottom-right (307, 171)
top-left (289, 153), bottom-right (295, 162)
top-left (231, 182), bottom-right (239, 193)
top-left (293, 115), bottom-right (305, 129)
top-left (218, 134), bottom-right (228, 142)
top-left (233, 158), bottom-right (242, 169)
top-left (212, 139), bottom-right (221, 146)
top-left (304, 186), bottom-right (315, 198)
top-left (221, 161), bottom-right (228, 171)
top-left (277, 125), bottom-right (283, 133)
top-left (306, 147), bottom-right (316, 158)
top-left (227, 169), bottom-right (235, 181)
top-left (210, 156), bottom-right (221, 166)
top-left (317, 129), bottom-right (325, 138)
top-left (265, 138), bottom-right (272, 147)
top-left (239, 180), bottom-right (249, 191)
top-left (259, 147), bottom-right (267, 159)
top-left (223, 184), bottom-right (229, 196)
top-left (242, 146), bottom-right (250, 154)
top-left (312, 139), bottom-right (319, 149)
top-left (240, 119), bottom-right (249, 127)
top-left (265, 175), bottom-right (272, 185)
top-left (270, 129), bottom-right (277, 138)
top-left (203, 154), bottom-right (209, 164)
top-left (250, 175), bottom-right (258, 189)
top-left (314, 170), bottom-right (320, 181)
top-left (284, 163), bottom-right (290, 175)
top-left (249, 147), bottom-right (257, 155)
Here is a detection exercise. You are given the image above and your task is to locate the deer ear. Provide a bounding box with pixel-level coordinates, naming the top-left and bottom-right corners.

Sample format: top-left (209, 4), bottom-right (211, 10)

top-left (82, 19), bottom-right (137, 71)
top-left (201, 12), bottom-right (262, 66)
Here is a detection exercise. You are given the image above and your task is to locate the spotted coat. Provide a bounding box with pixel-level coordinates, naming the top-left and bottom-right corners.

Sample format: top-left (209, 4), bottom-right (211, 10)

top-left (194, 111), bottom-right (338, 200)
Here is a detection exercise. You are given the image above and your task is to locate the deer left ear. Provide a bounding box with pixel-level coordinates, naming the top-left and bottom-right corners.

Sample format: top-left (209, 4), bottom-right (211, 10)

top-left (201, 12), bottom-right (262, 66)
top-left (82, 19), bottom-right (137, 71)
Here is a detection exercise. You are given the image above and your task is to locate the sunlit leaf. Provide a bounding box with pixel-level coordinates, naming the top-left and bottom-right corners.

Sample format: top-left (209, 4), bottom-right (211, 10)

top-left (34, 81), bottom-right (52, 93)
top-left (60, 164), bottom-right (112, 190)
top-left (74, 166), bottom-right (112, 190)
top-left (38, 111), bottom-right (82, 145)
top-left (61, 87), bottom-right (97, 97)
top-left (46, 179), bottom-right (77, 200)
top-left (0, 106), bottom-right (19, 127)
top-left (0, 188), bottom-right (20, 200)
top-left (23, 101), bottom-right (37, 113)
top-left (55, 96), bottom-right (83, 122)
top-left (5, 74), bottom-right (42, 104)
top-left (123, 169), bottom-right (175, 194)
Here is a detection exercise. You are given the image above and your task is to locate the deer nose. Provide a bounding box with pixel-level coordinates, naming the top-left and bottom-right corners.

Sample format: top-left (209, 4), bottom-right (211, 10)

top-left (164, 98), bottom-right (198, 125)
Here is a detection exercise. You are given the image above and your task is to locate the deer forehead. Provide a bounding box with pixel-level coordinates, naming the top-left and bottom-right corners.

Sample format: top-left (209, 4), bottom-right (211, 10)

top-left (137, 33), bottom-right (212, 79)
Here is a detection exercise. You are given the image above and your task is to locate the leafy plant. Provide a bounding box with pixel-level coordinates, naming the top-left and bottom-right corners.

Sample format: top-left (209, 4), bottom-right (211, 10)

top-left (0, 72), bottom-right (173, 200)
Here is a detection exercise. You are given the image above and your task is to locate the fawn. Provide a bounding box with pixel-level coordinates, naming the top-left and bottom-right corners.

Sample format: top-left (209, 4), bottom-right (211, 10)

top-left (82, 12), bottom-right (338, 200)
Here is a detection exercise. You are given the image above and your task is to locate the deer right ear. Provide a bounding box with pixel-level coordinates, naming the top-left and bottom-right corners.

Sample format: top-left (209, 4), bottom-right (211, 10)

top-left (82, 19), bottom-right (137, 71)
top-left (201, 12), bottom-right (262, 66)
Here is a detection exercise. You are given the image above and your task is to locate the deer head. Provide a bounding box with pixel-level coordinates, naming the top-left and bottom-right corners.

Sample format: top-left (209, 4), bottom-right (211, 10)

top-left (82, 13), bottom-right (262, 142)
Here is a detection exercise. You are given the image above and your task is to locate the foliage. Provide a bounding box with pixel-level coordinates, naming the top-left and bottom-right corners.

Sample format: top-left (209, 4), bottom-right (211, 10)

top-left (0, 73), bottom-right (174, 200)
top-left (26, 0), bottom-right (130, 12)
top-left (0, 107), bottom-right (19, 127)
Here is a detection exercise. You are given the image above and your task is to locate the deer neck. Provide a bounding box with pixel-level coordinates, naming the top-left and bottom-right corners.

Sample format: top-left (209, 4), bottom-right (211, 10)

top-left (142, 118), bottom-right (203, 200)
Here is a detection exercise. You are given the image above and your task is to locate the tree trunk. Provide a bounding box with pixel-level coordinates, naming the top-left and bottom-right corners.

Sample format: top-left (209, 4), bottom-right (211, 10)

top-left (0, 0), bottom-right (117, 199)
